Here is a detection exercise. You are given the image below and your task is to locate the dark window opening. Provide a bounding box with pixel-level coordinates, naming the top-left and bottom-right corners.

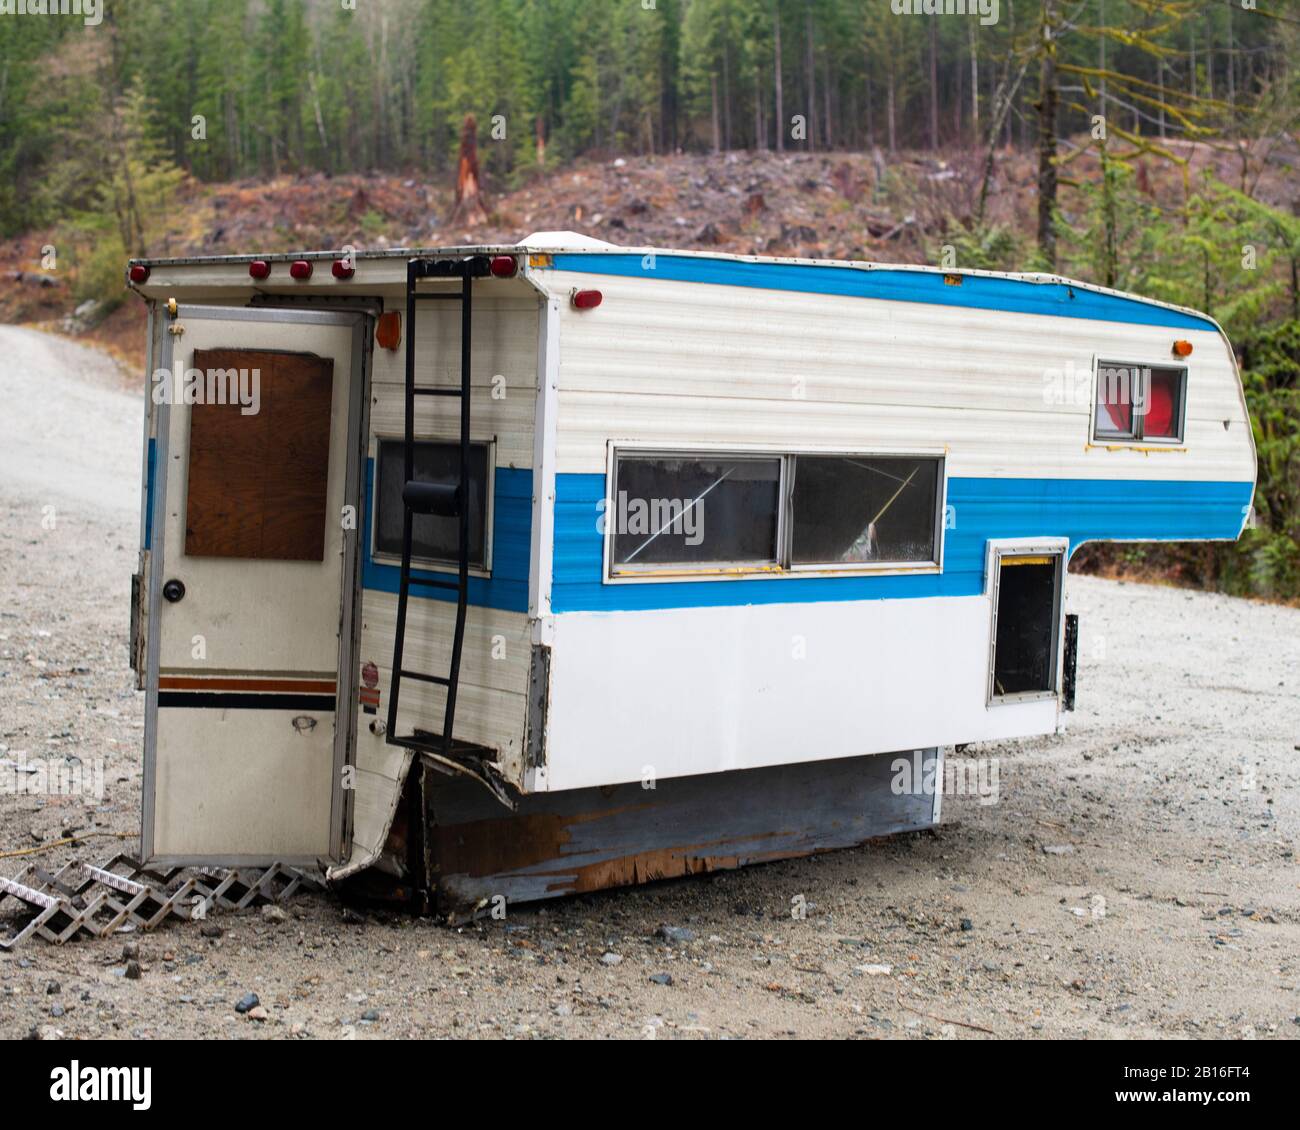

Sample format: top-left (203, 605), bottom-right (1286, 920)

top-left (790, 455), bottom-right (940, 565)
top-left (611, 455), bottom-right (781, 568)
top-left (992, 556), bottom-right (1061, 697)
top-left (375, 440), bottom-right (489, 568)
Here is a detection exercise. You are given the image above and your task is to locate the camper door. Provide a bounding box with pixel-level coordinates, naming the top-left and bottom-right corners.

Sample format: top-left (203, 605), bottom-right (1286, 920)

top-left (142, 306), bottom-right (367, 866)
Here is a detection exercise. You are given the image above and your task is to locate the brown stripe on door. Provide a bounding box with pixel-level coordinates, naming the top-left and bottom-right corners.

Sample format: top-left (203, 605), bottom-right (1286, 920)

top-left (157, 676), bottom-right (338, 694)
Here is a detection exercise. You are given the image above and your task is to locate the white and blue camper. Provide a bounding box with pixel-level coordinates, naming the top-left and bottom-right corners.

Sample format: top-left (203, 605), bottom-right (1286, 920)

top-left (125, 234), bottom-right (1256, 915)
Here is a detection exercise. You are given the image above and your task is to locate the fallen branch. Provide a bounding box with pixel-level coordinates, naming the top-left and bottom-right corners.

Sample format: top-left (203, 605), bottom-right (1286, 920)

top-left (0, 831), bottom-right (134, 861)
top-left (896, 992), bottom-right (996, 1035)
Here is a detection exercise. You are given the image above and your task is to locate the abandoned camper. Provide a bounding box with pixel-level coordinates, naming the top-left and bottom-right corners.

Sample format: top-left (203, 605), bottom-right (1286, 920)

top-left (125, 236), bottom-right (1256, 916)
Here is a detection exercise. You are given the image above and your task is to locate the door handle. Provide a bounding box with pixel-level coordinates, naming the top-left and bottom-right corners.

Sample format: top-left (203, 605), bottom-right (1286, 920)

top-left (162, 578), bottom-right (186, 603)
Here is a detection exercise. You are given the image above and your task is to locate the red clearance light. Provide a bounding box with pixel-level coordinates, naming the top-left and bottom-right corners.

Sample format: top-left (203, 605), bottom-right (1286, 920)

top-left (1172, 339), bottom-right (1193, 358)
top-left (128, 264), bottom-right (149, 284)
top-left (490, 255), bottom-right (518, 279)
top-left (376, 311), bottom-right (402, 350)
top-left (289, 259), bottom-right (313, 280)
top-left (248, 259), bottom-right (271, 280)
top-left (332, 258), bottom-right (355, 280)
top-left (571, 288), bottom-right (602, 310)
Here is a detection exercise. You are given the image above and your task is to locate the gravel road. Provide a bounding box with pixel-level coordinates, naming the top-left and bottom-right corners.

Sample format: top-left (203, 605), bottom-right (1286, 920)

top-left (1, 325), bottom-right (1297, 1040)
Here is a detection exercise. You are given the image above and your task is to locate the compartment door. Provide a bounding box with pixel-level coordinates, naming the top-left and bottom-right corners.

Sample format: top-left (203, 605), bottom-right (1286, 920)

top-left (986, 538), bottom-right (1069, 706)
top-left (142, 306), bottom-right (366, 865)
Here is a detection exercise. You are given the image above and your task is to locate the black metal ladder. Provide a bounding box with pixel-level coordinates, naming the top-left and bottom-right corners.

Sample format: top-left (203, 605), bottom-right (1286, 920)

top-left (385, 256), bottom-right (491, 762)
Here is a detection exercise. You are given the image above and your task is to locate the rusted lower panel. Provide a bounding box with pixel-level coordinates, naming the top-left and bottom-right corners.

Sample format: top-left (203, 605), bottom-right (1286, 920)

top-left (427, 750), bottom-right (937, 919)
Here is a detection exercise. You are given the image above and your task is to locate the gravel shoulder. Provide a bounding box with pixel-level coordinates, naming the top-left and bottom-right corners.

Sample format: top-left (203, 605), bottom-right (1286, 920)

top-left (1, 326), bottom-right (1297, 1040)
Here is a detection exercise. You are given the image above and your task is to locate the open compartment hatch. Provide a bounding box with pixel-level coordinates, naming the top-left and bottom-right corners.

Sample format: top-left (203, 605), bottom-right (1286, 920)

top-left (987, 543), bottom-right (1066, 704)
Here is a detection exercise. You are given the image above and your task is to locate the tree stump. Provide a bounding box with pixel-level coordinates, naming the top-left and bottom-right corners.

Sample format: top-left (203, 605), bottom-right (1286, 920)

top-left (449, 113), bottom-right (491, 225)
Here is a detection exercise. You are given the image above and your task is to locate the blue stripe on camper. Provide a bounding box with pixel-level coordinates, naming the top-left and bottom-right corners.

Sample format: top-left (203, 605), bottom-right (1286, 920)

top-left (550, 474), bottom-right (1253, 613)
top-left (361, 458), bottom-right (531, 613)
top-left (143, 437), bottom-right (156, 551)
top-left (546, 254), bottom-right (1218, 332)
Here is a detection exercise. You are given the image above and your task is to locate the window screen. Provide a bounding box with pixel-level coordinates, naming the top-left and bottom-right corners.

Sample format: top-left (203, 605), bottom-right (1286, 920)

top-left (610, 454), bottom-right (781, 568)
top-left (1095, 361), bottom-right (1186, 442)
top-left (375, 440), bottom-right (489, 568)
top-left (789, 455), bottom-right (941, 565)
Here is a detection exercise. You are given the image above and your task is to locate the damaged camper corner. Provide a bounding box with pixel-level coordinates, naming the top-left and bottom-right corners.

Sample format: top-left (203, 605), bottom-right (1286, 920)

top-left (124, 236), bottom-right (1257, 919)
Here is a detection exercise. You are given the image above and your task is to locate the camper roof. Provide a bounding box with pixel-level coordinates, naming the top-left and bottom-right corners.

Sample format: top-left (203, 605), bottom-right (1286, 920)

top-left (127, 231), bottom-right (1218, 333)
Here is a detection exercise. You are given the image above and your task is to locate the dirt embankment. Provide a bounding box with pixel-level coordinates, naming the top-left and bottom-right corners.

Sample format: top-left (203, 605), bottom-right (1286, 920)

top-left (7, 135), bottom-right (1295, 374)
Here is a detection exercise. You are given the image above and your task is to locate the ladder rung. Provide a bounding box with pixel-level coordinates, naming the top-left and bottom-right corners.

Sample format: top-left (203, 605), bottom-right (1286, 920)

top-left (414, 292), bottom-right (464, 301)
top-left (400, 670), bottom-right (450, 687)
top-left (405, 576), bottom-right (459, 592)
top-left (412, 387), bottom-right (463, 397)
top-left (387, 731), bottom-right (476, 759)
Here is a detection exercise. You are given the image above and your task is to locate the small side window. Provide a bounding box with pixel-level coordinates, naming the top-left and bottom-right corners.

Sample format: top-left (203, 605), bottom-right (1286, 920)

top-left (374, 439), bottom-right (490, 569)
top-left (1094, 360), bottom-right (1186, 443)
